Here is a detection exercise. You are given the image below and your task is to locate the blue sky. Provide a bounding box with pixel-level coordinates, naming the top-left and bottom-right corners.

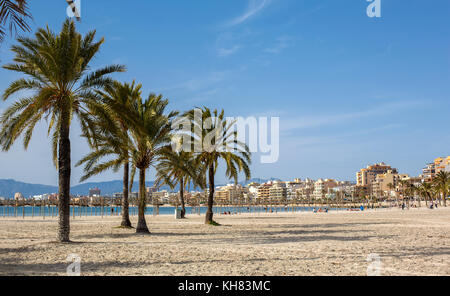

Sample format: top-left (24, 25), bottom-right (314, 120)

top-left (0, 0), bottom-right (449, 186)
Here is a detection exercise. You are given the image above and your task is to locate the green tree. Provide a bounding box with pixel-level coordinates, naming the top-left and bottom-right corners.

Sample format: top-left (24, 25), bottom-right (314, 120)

top-left (0, 20), bottom-right (125, 241)
top-left (125, 94), bottom-right (177, 233)
top-left (184, 107), bottom-right (251, 224)
top-left (0, 0), bottom-right (31, 43)
top-left (417, 182), bottom-right (433, 207)
top-left (77, 81), bottom-right (142, 228)
top-left (155, 144), bottom-right (205, 219)
top-left (433, 171), bottom-right (449, 207)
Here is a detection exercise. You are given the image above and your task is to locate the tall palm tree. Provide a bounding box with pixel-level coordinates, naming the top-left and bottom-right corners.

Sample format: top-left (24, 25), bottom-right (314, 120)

top-left (417, 182), bottom-right (433, 207)
top-left (433, 171), bottom-right (449, 207)
top-left (0, 19), bottom-right (125, 242)
top-left (386, 182), bottom-right (395, 205)
top-left (398, 180), bottom-right (410, 205)
top-left (0, 0), bottom-right (31, 43)
top-left (155, 145), bottom-right (205, 219)
top-left (183, 107), bottom-right (251, 224)
top-left (77, 81), bottom-right (142, 228)
top-left (125, 95), bottom-right (177, 233)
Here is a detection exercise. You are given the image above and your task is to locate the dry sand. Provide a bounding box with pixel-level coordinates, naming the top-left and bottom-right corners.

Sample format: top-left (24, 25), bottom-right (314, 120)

top-left (0, 207), bottom-right (449, 276)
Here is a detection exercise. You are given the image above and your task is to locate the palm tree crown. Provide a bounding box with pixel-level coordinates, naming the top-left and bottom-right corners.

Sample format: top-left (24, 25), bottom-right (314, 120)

top-left (0, 0), bottom-right (31, 43)
top-left (155, 142), bottom-right (205, 218)
top-left (433, 171), bottom-right (449, 207)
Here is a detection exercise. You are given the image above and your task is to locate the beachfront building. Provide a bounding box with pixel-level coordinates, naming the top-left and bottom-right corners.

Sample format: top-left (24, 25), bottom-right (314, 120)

top-left (356, 162), bottom-right (398, 186)
top-left (285, 180), bottom-right (303, 200)
top-left (14, 192), bottom-right (25, 201)
top-left (422, 156), bottom-right (450, 181)
top-left (329, 184), bottom-right (354, 201)
top-left (269, 181), bottom-right (287, 202)
top-left (214, 184), bottom-right (245, 204)
top-left (313, 179), bottom-right (338, 200)
top-left (32, 193), bottom-right (50, 201)
top-left (371, 170), bottom-right (410, 196)
top-left (186, 191), bottom-right (207, 205)
top-left (146, 187), bottom-right (157, 196)
top-left (247, 182), bottom-right (260, 202)
top-left (151, 190), bottom-right (170, 204)
top-left (88, 187), bottom-right (101, 197)
top-left (89, 195), bottom-right (102, 205)
top-left (295, 184), bottom-right (315, 201)
top-left (257, 183), bottom-right (272, 201)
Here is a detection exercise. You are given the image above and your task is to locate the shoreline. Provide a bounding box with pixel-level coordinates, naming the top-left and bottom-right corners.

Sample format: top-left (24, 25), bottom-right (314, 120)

top-left (0, 204), bottom-right (444, 221)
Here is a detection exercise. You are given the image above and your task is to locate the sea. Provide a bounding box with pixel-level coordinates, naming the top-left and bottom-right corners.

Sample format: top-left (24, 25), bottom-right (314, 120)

top-left (0, 205), bottom-right (349, 217)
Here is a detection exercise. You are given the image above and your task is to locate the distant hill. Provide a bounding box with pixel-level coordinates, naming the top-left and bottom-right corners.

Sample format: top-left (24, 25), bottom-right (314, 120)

top-left (0, 177), bottom-right (281, 198)
top-left (0, 179), bottom-right (168, 198)
top-left (0, 179), bottom-right (58, 198)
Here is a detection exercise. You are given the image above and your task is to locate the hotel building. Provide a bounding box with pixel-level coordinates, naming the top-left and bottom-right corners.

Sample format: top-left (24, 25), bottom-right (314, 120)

top-left (269, 181), bottom-right (287, 201)
top-left (422, 156), bottom-right (450, 181)
top-left (356, 162), bottom-right (398, 186)
top-left (214, 184), bottom-right (245, 204)
top-left (313, 179), bottom-right (338, 200)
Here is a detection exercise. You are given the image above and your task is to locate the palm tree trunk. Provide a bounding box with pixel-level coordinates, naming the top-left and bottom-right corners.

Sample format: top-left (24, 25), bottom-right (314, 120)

top-left (205, 164), bottom-right (215, 224)
top-left (136, 168), bottom-right (150, 233)
top-left (180, 178), bottom-right (186, 219)
top-left (121, 162), bottom-right (132, 227)
top-left (57, 118), bottom-right (71, 242)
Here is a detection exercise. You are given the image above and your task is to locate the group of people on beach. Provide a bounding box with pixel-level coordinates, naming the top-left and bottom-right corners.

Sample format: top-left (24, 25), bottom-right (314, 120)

top-left (429, 202), bottom-right (439, 210)
top-left (399, 202), bottom-right (439, 210)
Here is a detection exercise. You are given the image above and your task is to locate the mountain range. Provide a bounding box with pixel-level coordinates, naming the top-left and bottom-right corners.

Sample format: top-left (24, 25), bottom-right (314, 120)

top-left (0, 178), bottom-right (280, 198)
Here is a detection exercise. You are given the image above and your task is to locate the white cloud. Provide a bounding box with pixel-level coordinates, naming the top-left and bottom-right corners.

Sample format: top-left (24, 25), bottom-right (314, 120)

top-left (284, 124), bottom-right (404, 148)
top-left (161, 67), bottom-right (246, 93)
top-left (217, 45), bottom-right (241, 57)
top-left (226, 0), bottom-right (271, 27)
top-left (263, 36), bottom-right (293, 54)
top-left (281, 101), bottom-right (422, 132)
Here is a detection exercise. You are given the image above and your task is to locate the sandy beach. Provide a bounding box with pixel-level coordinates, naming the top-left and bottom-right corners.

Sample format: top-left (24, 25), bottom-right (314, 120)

top-left (0, 207), bottom-right (449, 276)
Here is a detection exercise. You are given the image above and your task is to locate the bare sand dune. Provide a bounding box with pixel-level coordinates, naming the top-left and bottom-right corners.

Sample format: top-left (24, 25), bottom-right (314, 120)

top-left (0, 207), bottom-right (449, 276)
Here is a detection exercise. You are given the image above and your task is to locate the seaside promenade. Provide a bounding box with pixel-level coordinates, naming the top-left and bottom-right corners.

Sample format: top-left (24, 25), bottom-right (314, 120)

top-left (0, 207), bottom-right (449, 276)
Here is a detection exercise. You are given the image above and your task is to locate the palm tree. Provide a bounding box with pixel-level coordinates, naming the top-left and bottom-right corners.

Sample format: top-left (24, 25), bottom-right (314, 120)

top-left (417, 182), bottom-right (433, 207)
top-left (183, 107), bottom-right (251, 224)
top-left (433, 171), bottom-right (449, 207)
top-left (386, 182), bottom-right (394, 204)
top-left (398, 180), bottom-right (410, 206)
top-left (124, 95), bottom-right (177, 233)
top-left (155, 144), bottom-right (205, 219)
top-left (0, 0), bottom-right (31, 43)
top-left (0, 19), bottom-right (125, 242)
top-left (77, 81), bottom-right (142, 228)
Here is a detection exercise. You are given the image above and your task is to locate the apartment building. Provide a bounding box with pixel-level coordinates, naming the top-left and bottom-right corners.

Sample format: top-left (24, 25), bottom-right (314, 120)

top-left (257, 183), bottom-right (272, 200)
top-left (356, 162), bottom-right (398, 186)
top-left (214, 184), bottom-right (245, 204)
top-left (313, 179), bottom-right (338, 200)
top-left (422, 156), bottom-right (450, 181)
top-left (372, 170), bottom-right (410, 195)
top-left (269, 181), bottom-right (287, 201)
